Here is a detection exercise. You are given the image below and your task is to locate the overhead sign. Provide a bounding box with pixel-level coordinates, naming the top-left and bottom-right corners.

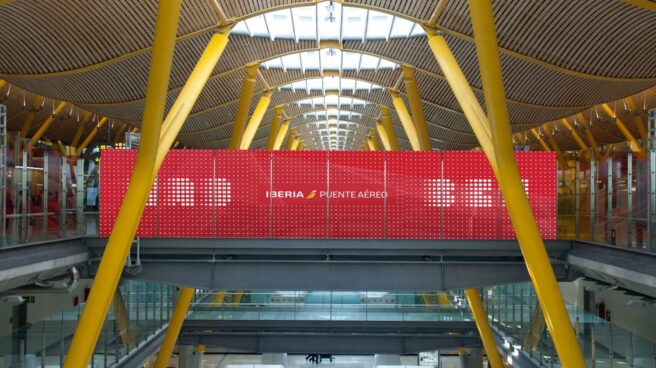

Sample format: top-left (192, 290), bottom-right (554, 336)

top-left (100, 150), bottom-right (556, 239)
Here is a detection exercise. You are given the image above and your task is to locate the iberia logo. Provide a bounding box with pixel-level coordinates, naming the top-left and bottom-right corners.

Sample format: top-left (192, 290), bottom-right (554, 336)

top-left (305, 190), bottom-right (317, 199)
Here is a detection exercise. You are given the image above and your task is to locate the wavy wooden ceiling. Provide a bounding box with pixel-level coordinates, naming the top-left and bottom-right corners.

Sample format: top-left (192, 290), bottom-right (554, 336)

top-left (0, 0), bottom-right (654, 150)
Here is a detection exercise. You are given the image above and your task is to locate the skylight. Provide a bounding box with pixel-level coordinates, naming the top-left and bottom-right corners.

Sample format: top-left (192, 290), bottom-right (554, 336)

top-left (231, 1), bottom-right (424, 42)
top-left (296, 120), bottom-right (370, 150)
top-left (296, 95), bottom-right (370, 109)
top-left (279, 77), bottom-right (384, 94)
top-left (302, 109), bottom-right (363, 120)
top-left (262, 50), bottom-right (398, 72)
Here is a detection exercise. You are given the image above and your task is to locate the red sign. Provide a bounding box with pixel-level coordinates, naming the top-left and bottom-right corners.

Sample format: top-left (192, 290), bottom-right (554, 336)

top-left (100, 150), bottom-right (556, 239)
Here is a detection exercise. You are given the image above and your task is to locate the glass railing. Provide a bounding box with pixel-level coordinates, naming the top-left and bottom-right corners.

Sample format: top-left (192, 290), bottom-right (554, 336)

top-left (557, 142), bottom-right (655, 253)
top-left (482, 282), bottom-right (656, 368)
top-left (188, 291), bottom-right (472, 322)
top-left (0, 280), bottom-right (177, 368)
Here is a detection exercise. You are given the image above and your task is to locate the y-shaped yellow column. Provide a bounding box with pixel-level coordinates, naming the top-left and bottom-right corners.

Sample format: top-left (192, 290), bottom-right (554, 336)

top-left (64, 2), bottom-right (182, 366)
top-left (229, 63), bottom-right (259, 149)
top-left (467, 1), bottom-right (585, 366)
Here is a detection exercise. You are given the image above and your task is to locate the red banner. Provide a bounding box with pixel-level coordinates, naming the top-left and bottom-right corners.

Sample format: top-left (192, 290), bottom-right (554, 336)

top-left (100, 150), bottom-right (556, 239)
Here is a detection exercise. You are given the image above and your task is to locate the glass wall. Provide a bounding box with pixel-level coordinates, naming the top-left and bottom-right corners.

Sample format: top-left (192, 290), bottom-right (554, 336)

top-left (0, 280), bottom-right (177, 368)
top-left (483, 282), bottom-right (656, 368)
top-left (557, 142), bottom-right (656, 252)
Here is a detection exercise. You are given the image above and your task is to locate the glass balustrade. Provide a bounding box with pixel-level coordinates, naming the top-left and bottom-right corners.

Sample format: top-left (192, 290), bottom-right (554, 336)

top-left (0, 280), bottom-right (177, 368)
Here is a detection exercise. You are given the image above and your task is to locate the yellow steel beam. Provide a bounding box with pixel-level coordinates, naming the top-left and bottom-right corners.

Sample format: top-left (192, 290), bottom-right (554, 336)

top-left (577, 113), bottom-right (598, 151)
top-left (401, 65), bottom-right (431, 150)
top-left (375, 120), bottom-right (392, 151)
top-left (56, 140), bottom-right (67, 156)
top-left (560, 118), bottom-right (588, 151)
top-left (465, 289), bottom-right (504, 368)
top-left (154, 288), bottom-right (194, 368)
top-left (290, 137), bottom-right (300, 150)
top-left (112, 289), bottom-right (136, 350)
top-left (388, 89), bottom-right (421, 151)
top-left (543, 125), bottom-right (569, 169)
top-left (523, 304), bottom-right (546, 351)
top-left (424, 31), bottom-right (495, 159)
top-left (240, 90), bottom-right (273, 149)
top-left (531, 128), bottom-right (552, 152)
top-left (285, 128), bottom-right (298, 150)
top-left (70, 112), bottom-right (93, 147)
top-left (19, 96), bottom-right (45, 138)
top-left (366, 138), bottom-right (377, 151)
top-left (602, 103), bottom-right (645, 157)
top-left (63, 1), bottom-right (182, 367)
top-left (265, 106), bottom-right (284, 150)
top-left (369, 128), bottom-right (381, 151)
top-left (76, 117), bottom-right (108, 157)
top-left (29, 102), bottom-right (67, 146)
top-left (228, 63), bottom-right (259, 149)
top-left (624, 0), bottom-right (656, 10)
top-left (273, 119), bottom-right (290, 150)
top-left (379, 105), bottom-right (399, 150)
top-left (467, 1), bottom-right (585, 366)
top-left (625, 97), bottom-right (648, 140)
top-left (159, 30), bottom-right (231, 144)
top-left (148, 29), bottom-right (232, 368)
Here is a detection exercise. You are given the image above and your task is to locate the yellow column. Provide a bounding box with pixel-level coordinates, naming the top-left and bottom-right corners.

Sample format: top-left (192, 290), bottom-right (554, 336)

top-left (240, 90), bottom-right (273, 149)
top-left (375, 120), bottom-right (392, 151)
top-left (369, 128), bottom-right (381, 150)
top-left (19, 96), bottom-right (44, 138)
top-left (560, 118), bottom-right (588, 151)
top-left (467, 1), bottom-right (585, 366)
top-left (63, 2), bottom-right (182, 366)
top-left (578, 113), bottom-right (599, 150)
top-left (112, 290), bottom-right (136, 350)
top-left (602, 103), bottom-right (644, 156)
top-left (465, 289), bottom-right (504, 368)
top-left (424, 31), bottom-right (496, 160)
top-left (388, 90), bottom-right (421, 150)
top-left (531, 128), bottom-right (552, 152)
top-left (29, 102), bottom-right (67, 146)
top-left (154, 288), bottom-right (195, 368)
top-left (229, 63), bottom-right (259, 149)
top-left (70, 112), bottom-right (93, 147)
top-left (265, 106), bottom-right (284, 150)
top-left (379, 105), bottom-right (399, 150)
top-left (76, 117), bottom-right (108, 157)
top-left (402, 65), bottom-right (431, 150)
top-left (285, 129), bottom-right (298, 150)
top-left (543, 125), bottom-right (569, 169)
top-left (273, 119), bottom-right (290, 150)
top-left (625, 97), bottom-right (648, 140)
top-left (290, 137), bottom-right (300, 150)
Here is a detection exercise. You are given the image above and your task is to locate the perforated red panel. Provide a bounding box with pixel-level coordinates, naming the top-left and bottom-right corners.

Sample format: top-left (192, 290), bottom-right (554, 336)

top-left (501, 152), bottom-right (557, 239)
top-left (99, 150), bottom-right (556, 240)
top-left (272, 151), bottom-right (327, 238)
top-left (443, 152), bottom-right (499, 239)
top-left (385, 151), bottom-right (408, 239)
top-left (157, 150), bottom-right (214, 237)
top-left (388, 152), bottom-right (442, 239)
top-left (329, 151), bottom-right (386, 238)
top-left (99, 149), bottom-right (156, 237)
top-left (215, 150), bottom-right (269, 238)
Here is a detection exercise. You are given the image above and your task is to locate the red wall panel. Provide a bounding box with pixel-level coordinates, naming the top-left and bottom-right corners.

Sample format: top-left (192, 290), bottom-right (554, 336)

top-left (271, 151), bottom-right (328, 238)
top-left (443, 152), bottom-right (499, 239)
top-left (328, 151), bottom-right (386, 238)
top-left (100, 149), bottom-right (557, 240)
top-left (99, 150), bottom-right (156, 237)
top-left (215, 150), bottom-right (269, 238)
top-left (157, 150), bottom-right (214, 237)
top-left (501, 152), bottom-right (557, 239)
